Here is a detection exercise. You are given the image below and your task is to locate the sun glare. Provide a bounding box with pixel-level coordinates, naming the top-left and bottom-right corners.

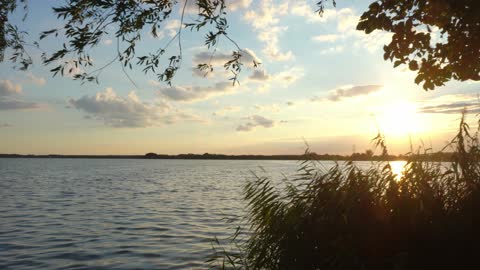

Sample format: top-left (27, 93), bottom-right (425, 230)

top-left (376, 101), bottom-right (420, 137)
top-left (390, 160), bottom-right (407, 181)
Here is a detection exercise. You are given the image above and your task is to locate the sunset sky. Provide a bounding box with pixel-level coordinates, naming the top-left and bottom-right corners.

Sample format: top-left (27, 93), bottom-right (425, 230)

top-left (1, 0), bottom-right (479, 155)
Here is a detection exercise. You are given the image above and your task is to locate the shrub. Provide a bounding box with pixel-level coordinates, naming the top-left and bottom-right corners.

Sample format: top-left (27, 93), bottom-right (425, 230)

top-left (208, 113), bottom-right (480, 270)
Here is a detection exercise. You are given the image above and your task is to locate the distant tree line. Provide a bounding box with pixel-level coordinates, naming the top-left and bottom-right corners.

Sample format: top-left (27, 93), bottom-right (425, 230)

top-left (0, 150), bottom-right (456, 161)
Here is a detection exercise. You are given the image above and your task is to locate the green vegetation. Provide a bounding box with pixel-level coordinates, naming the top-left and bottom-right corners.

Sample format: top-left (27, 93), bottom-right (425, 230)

top-left (1, 1), bottom-right (478, 88)
top-left (208, 113), bottom-right (480, 269)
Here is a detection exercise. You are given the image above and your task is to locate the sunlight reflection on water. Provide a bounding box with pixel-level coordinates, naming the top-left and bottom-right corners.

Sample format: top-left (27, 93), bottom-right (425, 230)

top-left (389, 160), bottom-right (408, 181)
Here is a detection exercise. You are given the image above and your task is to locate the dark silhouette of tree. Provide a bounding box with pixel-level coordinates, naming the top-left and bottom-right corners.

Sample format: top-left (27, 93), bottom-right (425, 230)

top-left (357, 0), bottom-right (480, 90)
top-left (0, 0), bottom-right (30, 70)
top-left (0, 0), bottom-right (478, 89)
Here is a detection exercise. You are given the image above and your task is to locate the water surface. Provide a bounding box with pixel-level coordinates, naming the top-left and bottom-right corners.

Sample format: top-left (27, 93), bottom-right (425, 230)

top-left (0, 159), bottom-right (406, 269)
top-left (0, 159), bottom-right (302, 269)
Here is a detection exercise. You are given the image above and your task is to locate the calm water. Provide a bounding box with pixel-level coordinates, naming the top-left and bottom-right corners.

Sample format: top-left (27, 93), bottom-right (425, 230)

top-left (0, 158), bottom-right (406, 269)
top-left (0, 159), bottom-right (305, 270)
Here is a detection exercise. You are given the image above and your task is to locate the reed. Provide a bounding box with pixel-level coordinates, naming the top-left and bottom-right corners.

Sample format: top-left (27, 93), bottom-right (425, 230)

top-left (208, 112), bottom-right (480, 270)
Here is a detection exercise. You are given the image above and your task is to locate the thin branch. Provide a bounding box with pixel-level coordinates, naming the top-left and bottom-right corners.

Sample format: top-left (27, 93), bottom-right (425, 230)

top-left (223, 33), bottom-right (241, 51)
top-left (178, 0), bottom-right (188, 64)
top-left (116, 36), bottom-right (139, 90)
top-left (85, 54), bottom-right (118, 77)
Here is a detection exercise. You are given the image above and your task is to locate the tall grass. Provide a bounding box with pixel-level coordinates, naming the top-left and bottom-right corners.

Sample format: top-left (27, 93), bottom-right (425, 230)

top-left (208, 113), bottom-right (480, 269)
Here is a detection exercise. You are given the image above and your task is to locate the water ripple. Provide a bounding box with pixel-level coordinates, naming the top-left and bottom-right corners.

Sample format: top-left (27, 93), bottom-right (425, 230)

top-left (0, 158), bottom-right (303, 269)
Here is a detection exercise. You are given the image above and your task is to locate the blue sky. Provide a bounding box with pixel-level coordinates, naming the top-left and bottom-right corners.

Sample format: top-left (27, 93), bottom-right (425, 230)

top-left (1, 0), bottom-right (478, 155)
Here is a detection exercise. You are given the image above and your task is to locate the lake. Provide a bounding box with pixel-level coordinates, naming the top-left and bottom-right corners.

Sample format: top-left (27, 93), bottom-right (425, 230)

top-left (0, 158), bottom-right (404, 269)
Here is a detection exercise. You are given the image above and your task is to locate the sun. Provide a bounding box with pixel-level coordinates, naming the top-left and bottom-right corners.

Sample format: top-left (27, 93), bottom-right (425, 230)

top-left (376, 101), bottom-right (420, 137)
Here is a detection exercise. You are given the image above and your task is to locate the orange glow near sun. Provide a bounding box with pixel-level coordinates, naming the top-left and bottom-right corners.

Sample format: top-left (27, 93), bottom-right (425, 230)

top-left (376, 101), bottom-right (420, 137)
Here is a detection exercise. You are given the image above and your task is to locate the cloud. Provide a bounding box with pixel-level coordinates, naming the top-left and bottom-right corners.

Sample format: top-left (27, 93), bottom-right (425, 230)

top-left (418, 95), bottom-right (480, 114)
top-left (191, 67), bottom-right (214, 78)
top-left (244, 0), bottom-right (288, 29)
top-left (419, 103), bottom-right (479, 114)
top-left (249, 69), bottom-right (271, 81)
top-left (157, 82), bottom-right (238, 102)
top-left (0, 99), bottom-right (43, 110)
top-left (149, 19), bottom-right (181, 39)
top-left (332, 8), bottom-right (392, 53)
top-left (193, 51), bottom-right (230, 66)
top-left (212, 105), bottom-right (241, 116)
top-left (25, 73), bottom-right (46, 86)
top-left (0, 123), bottom-right (12, 128)
top-left (180, 0), bottom-right (252, 13)
top-left (257, 26), bottom-right (294, 61)
top-left (68, 87), bottom-right (203, 127)
top-left (354, 29), bottom-right (393, 53)
top-left (312, 34), bottom-right (340, 42)
top-left (226, 0), bottom-right (253, 11)
top-left (290, 1), bottom-right (340, 23)
top-left (273, 66), bottom-right (304, 85)
top-left (236, 115), bottom-right (275, 132)
top-left (0, 80), bottom-right (22, 96)
top-left (249, 66), bottom-right (304, 93)
top-left (103, 39), bottom-right (113, 46)
top-left (336, 9), bottom-right (358, 32)
top-left (191, 49), bottom-right (301, 93)
top-left (319, 45), bottom-right (344, 55)
top-left (312, 85), bottom-right (383, 102)
top-left (292, 4), bottom-right (391, 53)
top-left (290, 3), bottom-right (356, 25)
top-left (148, 80), bottom-right (161, 87)
top-left (0, 79), bottom-right (43, 110)
top-left (193, 48), bottom-right (261, 67)
top-left (254, 104), bottom-right (280, 112)
top-left (191, 48), bottom-right (262, 78)
top-left (243, 0), bottom-right (293, 61)
top-left (163, 20), bottom-right (181, 37)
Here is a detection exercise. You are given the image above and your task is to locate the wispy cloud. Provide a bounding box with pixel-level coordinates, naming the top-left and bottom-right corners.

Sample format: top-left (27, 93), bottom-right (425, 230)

top-left (419, 103), bottom-right (479, 114)
top-left (157, 82), bottom-right (239, 102)
top-left (293, 5), bottom-right (391, 54)
top-left (212, 105), bottom-right (242, 116)
top-left (312, 85), bottom-right (383, 102)
top-left (0, 100), bottom-right (43, 110)
top-left (319, 45), bottom-right (344, 55)
top-left (236, 115), bottom-right (276, 132)
top-left (25, 73), bottom-right (46, 86)
top-left (418, 95), bottom-right (480, 114)
top-left (254, 103), bottom-right (280, 112)
top-left (312, 34), bottom-right (340, 42)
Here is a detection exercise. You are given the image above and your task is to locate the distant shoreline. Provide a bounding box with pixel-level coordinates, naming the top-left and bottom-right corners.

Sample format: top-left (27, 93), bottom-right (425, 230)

top-left (0, 152), bottom-right (454, 162)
